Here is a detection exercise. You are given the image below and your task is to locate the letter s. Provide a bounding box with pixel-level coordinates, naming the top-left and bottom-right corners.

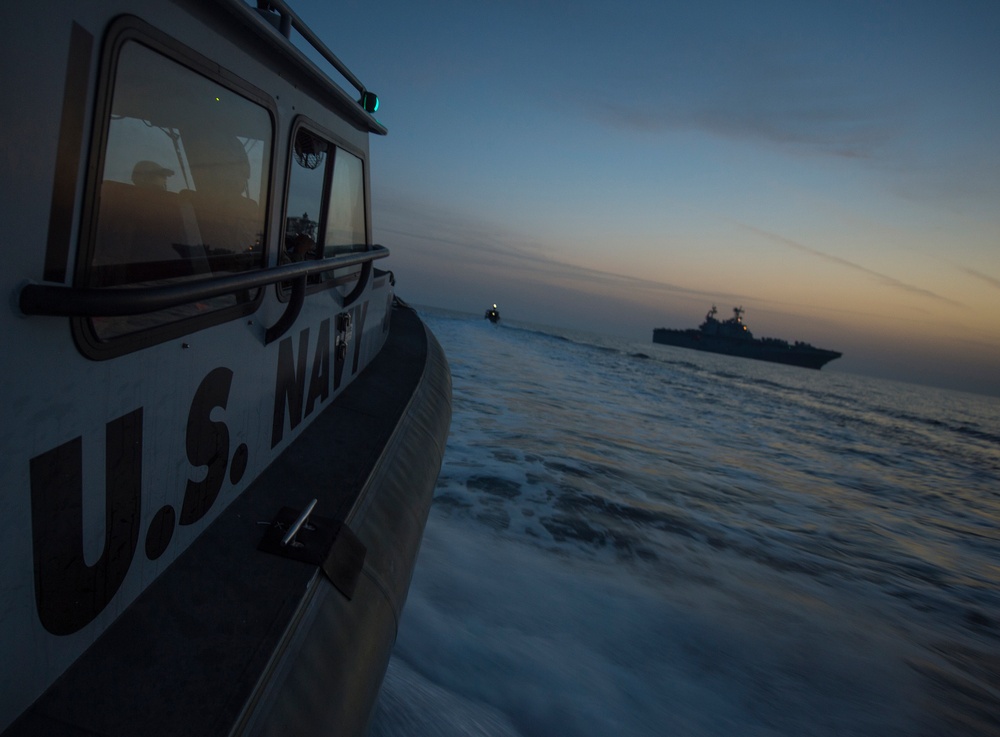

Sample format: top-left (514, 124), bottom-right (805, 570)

top-left (180, 367), bottom-right (232, 526)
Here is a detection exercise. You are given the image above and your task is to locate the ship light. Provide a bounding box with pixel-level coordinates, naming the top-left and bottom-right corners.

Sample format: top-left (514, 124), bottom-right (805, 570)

top-left (360, 91), bottom-right (379, 113)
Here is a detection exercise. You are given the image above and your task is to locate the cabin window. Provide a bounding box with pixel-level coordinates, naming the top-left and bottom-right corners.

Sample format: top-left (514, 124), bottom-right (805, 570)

top-left (323, 147), bottom-right (365, 257)
top-left (85, 38), bottom-right (272, 341)
top-left (284, 128), bottom-right (326, 264)
top-left (283, 125), bottom-right (367, 285)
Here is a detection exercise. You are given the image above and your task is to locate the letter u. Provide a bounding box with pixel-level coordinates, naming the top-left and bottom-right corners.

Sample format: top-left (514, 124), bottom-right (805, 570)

top-left (30, 409), bottom-right (143, 635)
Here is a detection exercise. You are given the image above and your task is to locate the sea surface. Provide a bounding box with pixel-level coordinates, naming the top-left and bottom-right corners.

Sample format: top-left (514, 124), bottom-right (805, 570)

top-left (370, 308), bottom-right (1000, 737)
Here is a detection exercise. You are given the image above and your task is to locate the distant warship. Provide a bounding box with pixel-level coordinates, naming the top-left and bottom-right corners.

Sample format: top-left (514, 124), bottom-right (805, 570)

top-left (653, 306), bottom-right (842, 370)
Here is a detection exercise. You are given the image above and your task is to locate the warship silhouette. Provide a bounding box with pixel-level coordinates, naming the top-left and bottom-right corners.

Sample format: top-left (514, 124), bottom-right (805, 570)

top-left (653, 306), bottom-right (842, 370)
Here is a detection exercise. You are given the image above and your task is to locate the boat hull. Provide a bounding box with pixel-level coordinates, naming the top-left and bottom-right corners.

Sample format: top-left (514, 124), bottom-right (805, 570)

top-left (653, 328), bottom-right (842, 370)
top-left (4, 302), bottom-right (451, 736)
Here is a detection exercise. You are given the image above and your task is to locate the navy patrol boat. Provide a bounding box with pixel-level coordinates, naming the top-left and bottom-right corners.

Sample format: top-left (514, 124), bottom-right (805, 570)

top-left (653, 306), bottom-right (842, 370)
top-left (1, 1), bottom-right (451, 734)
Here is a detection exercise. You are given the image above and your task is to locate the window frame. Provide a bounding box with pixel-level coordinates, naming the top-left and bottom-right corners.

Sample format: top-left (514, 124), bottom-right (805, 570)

top-left (71, 15), bottom-right (278, 360)
top-left (278, 116), bottom-right (370, 302)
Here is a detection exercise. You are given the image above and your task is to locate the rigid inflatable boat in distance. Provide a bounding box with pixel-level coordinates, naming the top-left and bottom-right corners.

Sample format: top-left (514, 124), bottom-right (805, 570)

top-left (653, 306), bottom-right (842, 370)
top-left (1, 1), bottom-right (451, 735)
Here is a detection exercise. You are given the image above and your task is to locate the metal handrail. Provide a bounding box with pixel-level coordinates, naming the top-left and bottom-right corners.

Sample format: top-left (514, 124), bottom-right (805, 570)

top-left (213, 0), bottom-right (386, 135)
top-left (17, 245), bottom-right (389, 318)
top-left (255, 0), bottom-right (366, 98)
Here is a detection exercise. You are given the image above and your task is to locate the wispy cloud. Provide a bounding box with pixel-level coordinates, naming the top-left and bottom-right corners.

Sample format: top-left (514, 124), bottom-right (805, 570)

top-left (380, 220), bottom-right (703, 296)
top-left (959, 266), bottom-right (1000, 292)
top-left (587, 39), bottom-right (905, 161)
top-left (591, 99), bottom-right (895, 161)
top-left (377, 194), bottom-right (714, 298)
top-left (742, 224), bottom-right (966, 309)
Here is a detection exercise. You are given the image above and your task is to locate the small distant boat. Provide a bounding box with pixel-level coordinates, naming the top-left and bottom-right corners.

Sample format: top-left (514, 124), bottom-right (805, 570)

top-left (653, 305), bottom-right (842, 370)
top-left (485, 303), bottom-right (501, 324)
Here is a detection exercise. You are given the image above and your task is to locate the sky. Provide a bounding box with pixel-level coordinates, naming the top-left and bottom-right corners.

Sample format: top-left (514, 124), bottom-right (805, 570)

top-left (292, 0), bottom-right (1000, 397)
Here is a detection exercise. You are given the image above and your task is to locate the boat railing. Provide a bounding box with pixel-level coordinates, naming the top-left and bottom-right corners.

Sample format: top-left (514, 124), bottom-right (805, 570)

top-left (17, 245), bottom-right (390, 344)
top-left (219, 0), bottom-right (384, 131)
top-left (253, 1), bottom-right (365, 96)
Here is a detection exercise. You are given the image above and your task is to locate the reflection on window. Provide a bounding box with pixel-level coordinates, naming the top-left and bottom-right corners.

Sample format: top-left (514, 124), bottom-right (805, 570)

top-left (324, 148), bottom-right (365, 256)
top-left (283, 128), bottom-right (326, 264)
top-left (89, 40), bottom-right (272, 340)
top-left (283, 126), bottom-right (367, 282)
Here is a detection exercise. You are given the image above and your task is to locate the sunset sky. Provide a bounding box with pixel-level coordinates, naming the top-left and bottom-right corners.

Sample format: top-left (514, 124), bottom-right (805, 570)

top-left (294, 0), bottom-right (1000, 396)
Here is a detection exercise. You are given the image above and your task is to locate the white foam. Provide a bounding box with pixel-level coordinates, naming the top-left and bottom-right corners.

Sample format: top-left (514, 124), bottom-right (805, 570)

top-left (373, 508), bottom-right (924, 737)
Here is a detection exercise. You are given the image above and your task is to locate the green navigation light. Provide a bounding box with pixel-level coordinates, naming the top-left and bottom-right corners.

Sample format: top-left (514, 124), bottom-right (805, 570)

top-left (360, 91), bottom-right (379, 113)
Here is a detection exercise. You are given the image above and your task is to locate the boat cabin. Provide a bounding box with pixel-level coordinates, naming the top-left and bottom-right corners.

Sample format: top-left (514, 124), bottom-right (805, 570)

top-left (1, 1), bottom-right (450, 734)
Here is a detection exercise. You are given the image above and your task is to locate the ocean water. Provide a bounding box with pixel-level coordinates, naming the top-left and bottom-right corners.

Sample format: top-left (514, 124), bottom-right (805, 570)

top-left (370, 309), bottom-right (1000, 737)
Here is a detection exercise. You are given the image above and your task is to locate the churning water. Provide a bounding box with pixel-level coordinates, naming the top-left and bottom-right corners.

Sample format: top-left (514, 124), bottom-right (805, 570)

top-left (370, 308), bottom-right (1000, 737)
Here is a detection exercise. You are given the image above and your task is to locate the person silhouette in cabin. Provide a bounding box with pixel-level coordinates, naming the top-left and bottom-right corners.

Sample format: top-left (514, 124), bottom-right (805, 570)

top-left (131, 160), bottom-right (174, 190)
top-left (181, 134), bottom-right (260, 259)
